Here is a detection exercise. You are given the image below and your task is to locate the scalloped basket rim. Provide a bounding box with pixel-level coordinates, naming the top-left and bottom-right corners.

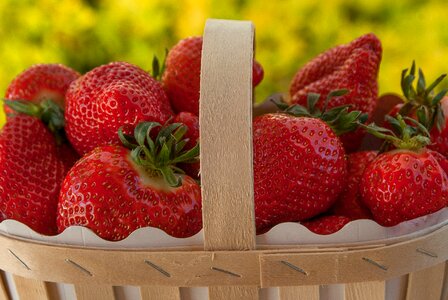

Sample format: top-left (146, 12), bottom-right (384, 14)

top-left (0, 207), bottom-right (447, 249)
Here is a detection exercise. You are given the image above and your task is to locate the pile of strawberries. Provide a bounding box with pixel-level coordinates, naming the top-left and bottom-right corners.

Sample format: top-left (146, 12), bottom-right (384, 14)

top-left (0, 33), bottom-right (447, 241)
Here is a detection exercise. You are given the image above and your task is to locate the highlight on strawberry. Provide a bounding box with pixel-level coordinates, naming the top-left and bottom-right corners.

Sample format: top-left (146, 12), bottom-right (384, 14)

top-left (57, 121), bottom-right (202, 241)
top-left (359, 114), bottom-right (448, 226)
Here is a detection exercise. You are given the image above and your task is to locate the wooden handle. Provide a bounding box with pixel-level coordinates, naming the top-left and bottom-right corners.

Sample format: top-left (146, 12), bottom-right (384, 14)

top-left (200, 19), bottom-right (256, 251)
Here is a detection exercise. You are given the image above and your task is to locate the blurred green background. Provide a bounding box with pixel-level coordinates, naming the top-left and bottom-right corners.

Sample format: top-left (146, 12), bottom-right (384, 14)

top-left (1, 0), bottom-right (447, 126)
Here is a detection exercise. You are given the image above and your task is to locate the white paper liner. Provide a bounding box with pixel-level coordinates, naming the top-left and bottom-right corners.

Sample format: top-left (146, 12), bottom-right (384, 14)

top-left (0, 207), bottom-right (447, 248)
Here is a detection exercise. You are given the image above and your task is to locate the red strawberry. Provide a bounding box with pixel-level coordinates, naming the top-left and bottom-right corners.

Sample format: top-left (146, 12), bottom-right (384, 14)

top-left (65, 62), bottom-right (174, 156)
top-left (360, 115), bottom-right (448, 226)
top-left (289, 33), bottom-right (382, 152)
top-left (387, 62), bottom-right (448, 156)
top-left (330, 151), bottom-right (376, 219)
top-left (0, 115), bottom-right (66, 235)
top-left (302, 215), bottom-right (351, 235)
top-left (4, 64), bottom-right (81, 171)
top-left (173, 112), bottom-right (200, 179)
top-left (57, 121), bottom-right (202, 240)
top-left (4, 64), bottom-right (80, 114)
top-left (162, 36), bottom-right (264, 115)
top-left (254, 92), bottom-right (369, 234)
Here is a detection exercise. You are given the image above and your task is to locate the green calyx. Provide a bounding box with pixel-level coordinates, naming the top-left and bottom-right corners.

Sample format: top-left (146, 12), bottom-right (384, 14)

top-left (151, 48), bottom-right (168, 81)
top-left (359, 114), bottom-right (431, 151)
top-left (118, 121), bottom-right (199, 188)
top-left (399, 61), bottom-right (447, 131)
top-left (4, 99), bottom-right (66, 144)
top-left (274, 89), bottom-right (368, 136)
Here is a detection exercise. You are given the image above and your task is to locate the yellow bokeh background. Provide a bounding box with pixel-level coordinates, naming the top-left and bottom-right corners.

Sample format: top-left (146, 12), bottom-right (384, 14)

top-left (0, 0), bottom-right (447, 126)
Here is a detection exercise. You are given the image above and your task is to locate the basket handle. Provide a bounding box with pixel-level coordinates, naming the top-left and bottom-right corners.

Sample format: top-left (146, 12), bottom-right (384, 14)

top-left (199, 19), bottom-right (256, 251)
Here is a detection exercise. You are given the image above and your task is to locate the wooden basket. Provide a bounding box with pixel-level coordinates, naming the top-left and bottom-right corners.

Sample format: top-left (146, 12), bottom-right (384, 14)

top-left (0, 19), bottom-right (447, 300)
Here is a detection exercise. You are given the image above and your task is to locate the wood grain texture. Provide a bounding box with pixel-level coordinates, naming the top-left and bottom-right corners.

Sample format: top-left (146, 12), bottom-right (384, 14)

top-left (345, 281), bottom-right (385, 300)
top-left (0, 272), bottom-right (9, 300)
top-left (406, 262), bottom-right (446, 300)
top-left (74, 283), bottom-right (115, 300)
top-left (279, 286), bottom-right (319, 300)
top-left (441, 262), bottom-right (448, 300)
top-left (260, 225), bottom-right (448, 287)
top-left (209, 286), bottom-right (258, 300)
top-left (200, 19), bottom-right (256, 251)
top-left (140, 286), bottom-right (180, 300)
top-left (12, 275), bottom-right (49, 300)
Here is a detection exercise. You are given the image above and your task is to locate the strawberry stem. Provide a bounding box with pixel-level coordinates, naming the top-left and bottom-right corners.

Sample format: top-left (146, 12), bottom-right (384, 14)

top-left (273, 89), bottom-right (368, 136)
top-left (398, 61), bottom-right (447, 132)
top-left (118, 121), bottom-right (199, 187)
top-left (359, 114), bottom-right (431, 151)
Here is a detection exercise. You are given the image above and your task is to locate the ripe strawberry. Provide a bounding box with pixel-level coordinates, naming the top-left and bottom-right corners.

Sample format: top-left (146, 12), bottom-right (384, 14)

top-left (4, 64), bottom-right (80, 114)
top-left (387, 62), bottom-right (448, 156)
top-left (360, 115), bottom-right (448, 226)
top-left (289, 33), bottom-right (382, 152)
top-left (253, 91), bottom-right (368, 234)
top-left (162, 36), bottom-right (264, 115)
top-left (0, 115), bottom-right (66, 235)
top-left (330, 151), bottom-right (376, 219)
top-left (173, 112), bottom-right (200, 179)
top-left (4, 64), bottom-right (81, 172)
top-left (57, 121), bottom-right (201, 240)
top-left (65, 62), bottom-right (174, 156)
top-left (302, 215), bottom-right (351, 235)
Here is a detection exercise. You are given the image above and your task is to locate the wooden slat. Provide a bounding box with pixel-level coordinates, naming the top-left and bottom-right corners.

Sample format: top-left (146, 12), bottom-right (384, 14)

top-left (441, 261), bottom-right (448, 300)
top-left (140, 286), bottom-right (180, 300)
top-left (200, 18), bottom-right (256, 251)
top-left (406, 262), bottom-right (446, 300)
top-left (0, 272), bottom-right (9, 300)
top-left (12, 275), bottom-right (49, 300)
top-left (209, 286), bottom-right (258, 300)
top-left (279, 286), bottom-right (319, 300)
top-left (200, 19), bottom-right (259, 300)
top-left (345, 281), bottom-right (385, 300)
top-left (74, 283), bottom-right (115, 300)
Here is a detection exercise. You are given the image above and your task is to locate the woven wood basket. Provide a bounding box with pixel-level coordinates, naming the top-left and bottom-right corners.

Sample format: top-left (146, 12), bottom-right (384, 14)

top-left (0, 19), bottom-right (447, 300)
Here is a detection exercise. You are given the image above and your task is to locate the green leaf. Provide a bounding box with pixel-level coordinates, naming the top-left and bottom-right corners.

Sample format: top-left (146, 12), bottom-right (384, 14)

top-left (159, 166), bottom-right (181, 187)
top-left (410, 60), bottom-right (416, 76)
top-left (172, 143), bottom-right (200, 164)
top-left (4, 99), bottom-right (42, 117)
top-left (432, 89), bottom-right (448, 106)
top-left (134, 122), bottom-right (153, 146)
top-left (271, 99), bottom-right (289, 111)
top-left (152, 55), bottom-right (160, 79)
top-left (426, 74), bottom-right (446, 95)
top-left (285, 104), bottom-right (311, 117)
top-left (306, 93), bottom-right (320, 114)
top-left (417, 68), bottom-right (426, 95)
top-left (172, 124), bottom-right (188, 142)
top-left (385, 115), bottom-right (403, 134)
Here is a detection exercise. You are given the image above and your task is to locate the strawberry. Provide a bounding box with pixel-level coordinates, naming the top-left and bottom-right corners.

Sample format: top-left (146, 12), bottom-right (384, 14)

top-left (4, 64), bottom-right (80, 114)
top-left (57, 121), bottom-right (202, 240)
top-left (330, 151), bottom-right (376, 219)
top-left (302, 215), bottom-right (351, 235)
top-left (387, 62), bottom-right (448, 156)
top-left (173, 112), bottom-right (200, 179)
top-left (253, 91), bottom-right (366, 234)
top-left (65, 62), bottom-right (174, 156)
top-left (289, 33), bottom-right (382, 152)
top-left (360, 115), bottom-right (448, 226)
top-left (4, 63), bottom-right (81, 170)
top-left (0, 115), bottom-right (66, 235)
top-left (162, 36), bottom-right (264, 115)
